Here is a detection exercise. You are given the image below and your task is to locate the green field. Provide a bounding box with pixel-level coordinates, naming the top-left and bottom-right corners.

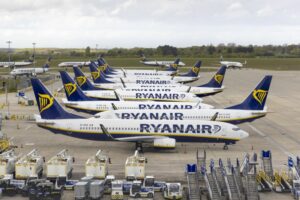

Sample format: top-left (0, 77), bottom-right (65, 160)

top-left (0, 57), bottom-right (300, 73)
top-left (31, 57), bottom-right (300, 71)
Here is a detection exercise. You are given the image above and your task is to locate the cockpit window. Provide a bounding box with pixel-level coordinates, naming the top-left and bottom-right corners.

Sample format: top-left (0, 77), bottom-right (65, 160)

top-left (232, 127), bottom-right (241, 131)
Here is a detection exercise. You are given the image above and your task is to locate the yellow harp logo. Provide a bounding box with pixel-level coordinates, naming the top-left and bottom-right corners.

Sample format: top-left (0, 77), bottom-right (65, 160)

top-left (214, 74), bottom-right (224, 85)
top-left (64, 83), bottom-right (77, 96)
top-left (76, 76), bottom-right (86, 86)
top-left (38, 94), bottom-right (54, 113)
top-left (192, 66), bottom-right (200, 74)
top-left (170, 64), bottom-right (178, 70)
top-left (252, 89), bottom-right (267, 105)
top-left (91, 69), bottom-right (100, 80)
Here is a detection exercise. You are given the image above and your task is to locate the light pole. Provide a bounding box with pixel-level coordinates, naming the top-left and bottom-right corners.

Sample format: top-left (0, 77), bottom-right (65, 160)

top-left (6, 41), bottom-right (12, 63)
top-left (96, 44), bottom-right (98, 57)
top-left (32, 42), bottom-right (36, 67)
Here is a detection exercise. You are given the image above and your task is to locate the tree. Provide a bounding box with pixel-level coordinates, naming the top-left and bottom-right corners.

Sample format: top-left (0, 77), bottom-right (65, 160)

top-left (85, 46), bottom-right (91, 57)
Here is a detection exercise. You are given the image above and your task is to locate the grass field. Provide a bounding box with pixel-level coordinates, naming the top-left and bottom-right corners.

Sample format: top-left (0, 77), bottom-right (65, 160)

top-left (0, 57), bottom-right (300, 72)
top-left (33, 57), bottom-right (300, 71)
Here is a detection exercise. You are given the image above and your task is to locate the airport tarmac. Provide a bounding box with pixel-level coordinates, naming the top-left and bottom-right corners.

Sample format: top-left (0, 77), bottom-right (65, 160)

top-left (0, 68), bottom-right (299, 199)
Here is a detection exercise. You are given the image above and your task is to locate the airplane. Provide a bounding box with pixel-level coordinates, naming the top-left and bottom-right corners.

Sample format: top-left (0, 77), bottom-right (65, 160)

top-left (0, 54), bottom-right (35, 68)
top-left (120, 65), bottom-right (227, 97)
top-left (60, 70), bottom-right (212, 113)
top-left (58, 61), bottom-right (91, 67)
top-left (95, 75), bottom-right (272, 124)
top-left (73, 65), bottom-right (226, 97)
top-left (10, 57), bottom-right (51, 78)
top-left (220, 55), bottom-right (246, 69)
top-left (139, 54), bottom-right (185, 67)
top-left (98, 57), bottom-right (178, 76)
top-left (89, 60), bottom-right (201, 84)
top-left (60, 71), bottom-right (201, 102)
top-left (31, 78), bottom-right (248, 150)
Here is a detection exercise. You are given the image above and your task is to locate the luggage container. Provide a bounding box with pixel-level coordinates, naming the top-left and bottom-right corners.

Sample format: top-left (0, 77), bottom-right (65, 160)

top-left (0, 150), bottom-right (19, 177)
top-left (46, 149), bottom-right (74, 180)
top-left (85, 149), bottom-right (108, 179)
top-left (163, 183), bottom-right (183, 199)
top-left (89, 180), bottom-right (105, 200)
top-left (125, 150), bottom-right (146, 180)
top-left (74, 181), bottom-right (89, 200)
top-left (15, 149), bottom-right (44, 179)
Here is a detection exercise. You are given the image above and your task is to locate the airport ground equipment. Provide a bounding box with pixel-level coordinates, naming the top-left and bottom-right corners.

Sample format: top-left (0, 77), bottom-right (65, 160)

top-left (129, 180), bottom-right (154, 198)
top-left (273, 171), bottom-right (291, 192)
top-left (64, 179), bottom-right (79, 190)
top-left (143, 175), bottom-right (166, 192)
top-left (104, 175), bottom-right (115, 194)
top-left (256, 170), bottom-right (272, 192)
top-left (0, 134), bottom-right (13, 153)
top-left (244, 174), bottom-right (259, 200)
top-left (204, 160), bottom-right (222, 200)
top-left (163, 183), bottom-right (183, 199)
top-left (0, 150), bottom-right (19, 177)
top-left (122, 180), bottom-right (133, 194)
top-left (197, 149), bottom-right (207, 190)
top-left (224, 159), bottom-right (243, 200)
top-left (111, 180), bottom-right (124, 199)
top-left (261, 150), bottom-right (273, 179)
top-left (186, 164), bottom-right (201, 200)
top-left (89, 180), bottom-right (105, 200)
top-left (125, 150), bottom-right (146, 180)
top-left (15, 149), bottom-right (44, 179)
top-left (256, 150), bottom-right (273, 192)
top-left (46, 149), bottom-right (74, 180)
top-left (34, 181), bottom-right (63, 200)
top-left (85, 149), bottom-right (108, 179)
top-left (292, 180), bottom-right (300, 199)
top-left (74, 181), bottom-right (89, 200)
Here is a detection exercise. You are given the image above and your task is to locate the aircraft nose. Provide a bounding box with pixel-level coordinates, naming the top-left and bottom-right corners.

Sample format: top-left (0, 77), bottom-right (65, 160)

top-left (240, 130), bottom-right (249, 139)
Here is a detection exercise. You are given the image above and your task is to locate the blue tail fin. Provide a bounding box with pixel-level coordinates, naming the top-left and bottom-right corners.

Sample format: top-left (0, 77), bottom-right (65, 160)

top-left (165, 58), bottom-right (180, 72)
top-left (60, 71), bottom-right (96, 101)
top-left (43, 56), bottom-right (52, 68)
top-left (73, 66), bottom-right (103, 91)
top-left (31, 78), bottom-right (83, 119)
top-left (226, 75), bottom-right (272, 110)
top-left (179, 60), bottom-right (201, 77)
top-left (199, 65), bottom-right (226, 88)
top-left (89, 64), bottom-right (115, 84)
top-left (100, 57), bottom-right (117, 72)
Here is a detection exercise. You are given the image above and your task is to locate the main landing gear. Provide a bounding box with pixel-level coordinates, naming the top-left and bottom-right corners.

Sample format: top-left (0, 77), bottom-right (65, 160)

top-left (135, 142), bottom-right (143, 153)
top-left (223, 144), bottom-right (229, 150)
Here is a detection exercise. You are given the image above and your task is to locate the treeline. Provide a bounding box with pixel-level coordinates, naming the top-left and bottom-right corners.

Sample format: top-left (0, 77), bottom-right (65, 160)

top-left (0, 44), bottom-right (300, 60)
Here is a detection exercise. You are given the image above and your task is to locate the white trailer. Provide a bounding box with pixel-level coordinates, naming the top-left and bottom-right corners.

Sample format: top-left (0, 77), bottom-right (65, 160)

top-left (15, 149), bottom-right (44, 179)
top-left (85, 149), bottom-right (108, 179)
top-left (0, 150), bottom-right (20, 177)
top-left (125, 150), bottom-right (146, 180)
top-left (46, 149), bottom-right (74, 180)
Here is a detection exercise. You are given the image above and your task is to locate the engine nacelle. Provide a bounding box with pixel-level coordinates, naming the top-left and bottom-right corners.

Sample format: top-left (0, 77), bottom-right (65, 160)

top-left (153, 138), bottom-right (176, 149)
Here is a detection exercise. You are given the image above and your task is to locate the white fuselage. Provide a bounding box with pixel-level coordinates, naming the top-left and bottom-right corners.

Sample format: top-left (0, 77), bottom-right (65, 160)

top-left (108, 69), bottom-right (176, 76)
top-left (95, 108), bottom-right (267, 123)
top-left (58, 62), bottom-right (91, 67)
top-left (61, 98), bottom-right (213, 112)
top-left (92, 80), bottom-right (180, 89)
top-left (83, 89), bottom-right (201, 102)
top-left (35, 116), bottom-right (248, 143)
top-left (104, 75), bottom-right (199, 84)
top-left (140, 60), bottom-right (185, 67)
top-left (10, 68), bottom-right (48, 76)
top-left (0, 61), bottom-right (32, 67)
top-left (220, 61), bottom-right (243, 68)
